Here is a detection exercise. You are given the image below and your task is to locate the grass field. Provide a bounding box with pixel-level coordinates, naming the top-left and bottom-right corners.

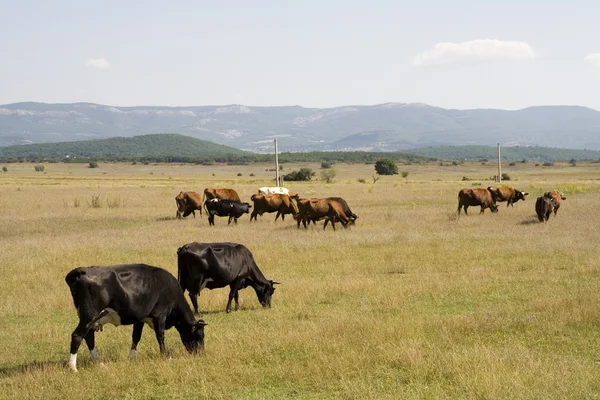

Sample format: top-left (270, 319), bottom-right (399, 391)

top-left (1, 160), bottom-right (600, 399)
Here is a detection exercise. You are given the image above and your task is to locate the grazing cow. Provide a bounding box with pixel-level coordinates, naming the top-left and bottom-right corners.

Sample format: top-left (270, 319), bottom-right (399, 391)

top-left (177, 242), bottom-right (279, 314)
top-left (295, 198), bottom-right (350, 230)
top-left (258, 187), bottom-right (289, 195)
top-left (535, 196), bottom-right (555, 222)
top-left (175, 191), bottom-right (203, 219)
top-left (65, 264), bottom-right (207, 372)
top-left (204, 198), bottom-right (252, 225)
top-left (487, 186), bottom-right (529, 207)
top-left (457, 188), bottom-right (499, 216)
top-left (250, 193), bottom-right (299, 221)
top-left (296, 197), bottom-right (357, 228)
top-left (544, 191), bottom-right (566, 216)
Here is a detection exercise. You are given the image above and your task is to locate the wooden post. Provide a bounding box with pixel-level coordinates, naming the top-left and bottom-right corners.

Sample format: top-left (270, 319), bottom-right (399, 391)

top-left (497, 143), bottom-right (501, 183)
top-left (274, 138), bottom-right (279, 186)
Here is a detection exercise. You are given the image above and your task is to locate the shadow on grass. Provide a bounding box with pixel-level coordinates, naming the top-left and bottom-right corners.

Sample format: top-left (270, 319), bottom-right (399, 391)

top-left (156, 216), bottom-right (180, 221)
top-left (0, 360), bottom-right (67, 377)
top-left (519, 216), bottom-right (542, 225)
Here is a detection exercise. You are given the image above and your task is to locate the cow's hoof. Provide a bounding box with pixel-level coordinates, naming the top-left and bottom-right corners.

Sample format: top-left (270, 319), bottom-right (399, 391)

top-left (226, 309), bottom-right (231, 314)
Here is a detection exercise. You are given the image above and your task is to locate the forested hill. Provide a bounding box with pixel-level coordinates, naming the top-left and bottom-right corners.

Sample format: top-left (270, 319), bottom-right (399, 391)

top-left (0, 134), bottom-right (249, 162)
top-left (408, 145), bottom-right (600, 162)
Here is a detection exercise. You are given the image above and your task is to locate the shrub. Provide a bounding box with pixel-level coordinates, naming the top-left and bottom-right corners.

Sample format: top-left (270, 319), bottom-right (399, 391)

top-left (321, 161), bottom-right (332, 169)
top-left (542, 162), bottom-right (554, 167)
top-left (34, 165), bottom-right (45, 172)
top-left (374, 159), bottom-right (398, 175)
top-left (107, 197), bottom-right (123, 208)
top-left (88, 195), bottom-right (102, 208)
top-left (89, 161), bottom-right (99, 168)
top-left (237, 173), bottom-right (243, 176)
top-left (401, 171), bottom-right (410, 178)
top-left (357, 178), bottom-right (366, 184)
top-left (501, 173), bottom-right (511, 181)
top-left (462, 176), bottom-right (470, 181)
top-left (2, 166), bottom-right (7, 172)
top-left (451, 160), bottom-right (458, 166)
top-left (320, 169), bottom-right (336, 183)
top-left (249, 173), bottom-right (255, 177)
top-left (570, 158), bottom-right (577, 167)
top-left (284, 168), bottom-right (315, 181)
top-left (508, 162), bottom-right (516, 166)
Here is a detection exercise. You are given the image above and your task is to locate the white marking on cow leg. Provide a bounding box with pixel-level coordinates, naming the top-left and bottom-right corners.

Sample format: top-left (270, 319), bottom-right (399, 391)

top-left (90, 348), bottom-right (99, 360)
top-left (130, 349), bottom-right (137, 359)
top-left (68, 353), bottom-right (78, 372)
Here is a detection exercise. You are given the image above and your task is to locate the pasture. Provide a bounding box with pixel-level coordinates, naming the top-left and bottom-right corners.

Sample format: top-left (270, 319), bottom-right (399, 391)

top-left (1, 160), bottom-right (600, 399)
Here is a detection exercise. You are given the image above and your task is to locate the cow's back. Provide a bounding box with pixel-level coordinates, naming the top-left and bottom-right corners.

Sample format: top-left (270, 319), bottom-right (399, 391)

top-left (205, 188), bottom-right (241, 202)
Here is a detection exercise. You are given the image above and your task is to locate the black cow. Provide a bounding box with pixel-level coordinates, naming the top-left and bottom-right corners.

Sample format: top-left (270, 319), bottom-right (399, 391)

top-left (535, 196), bottom-right (555, 222)
top-left (177, 242), bottom-right (279, 314)
top-left (204, 198), bottom-right (252, 225)
top-left (65, 264), bottom-right (207, 372)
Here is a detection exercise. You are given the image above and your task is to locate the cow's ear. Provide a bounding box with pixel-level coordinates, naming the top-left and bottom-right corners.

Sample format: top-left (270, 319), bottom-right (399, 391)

top-left (524, 192), bottom-right (529, 196)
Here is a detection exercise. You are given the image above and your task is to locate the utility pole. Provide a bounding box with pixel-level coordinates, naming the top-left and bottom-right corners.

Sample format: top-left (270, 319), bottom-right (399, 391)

top-left (497, 143), bottom-right (501, 183)
top-left (274, 138), bottom-right (280, 186)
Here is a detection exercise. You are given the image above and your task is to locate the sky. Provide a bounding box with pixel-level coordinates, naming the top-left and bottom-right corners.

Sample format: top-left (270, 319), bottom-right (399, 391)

top-left (1, 0), bottom-right (600, 110)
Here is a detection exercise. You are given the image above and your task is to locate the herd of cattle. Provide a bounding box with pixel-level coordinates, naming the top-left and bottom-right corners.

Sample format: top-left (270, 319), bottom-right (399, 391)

top-left (457, 185), bottom-right (566, 222)
top-left (175, 186), bottom-right (358, 230)
top-left (65, 184), bottom-right (567, 371)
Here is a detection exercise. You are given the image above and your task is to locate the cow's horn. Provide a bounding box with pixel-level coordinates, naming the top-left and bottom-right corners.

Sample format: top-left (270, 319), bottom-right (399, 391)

top-left (197, 320), bottom-right (208, 326)
top-left (271, 281), bottom-right (281, 285)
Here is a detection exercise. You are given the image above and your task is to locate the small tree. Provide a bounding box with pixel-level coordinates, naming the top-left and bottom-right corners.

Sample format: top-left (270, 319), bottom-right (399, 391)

top-left (34, 165), bottom-right (45, 172)
top-left (374, 159), bottom-right (398, 176)
top-left (401, 171), bottom-right (410, 178)
top-left (89, 161), bottom-right (99, 168)
top-left (320, 169), bottom-right (336, 183)
top-left (321, 161), bottom-right (332, 169)
top-left (570, 158), bottom-right (577, 167)
top-left (2, 166), bottom-right (7, 173)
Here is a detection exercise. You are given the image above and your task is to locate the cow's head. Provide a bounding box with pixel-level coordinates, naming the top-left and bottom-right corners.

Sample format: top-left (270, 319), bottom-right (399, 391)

top-left (180, 319), bottom-right (208, 353)
top-left (516, 191), bottom-right (529, 202)
top-left (490, 203), bottom-right (499, 213)
top-left (257, 280), bottom-right (279, 308)
top-left (242, 202), bottom-right (252, 213)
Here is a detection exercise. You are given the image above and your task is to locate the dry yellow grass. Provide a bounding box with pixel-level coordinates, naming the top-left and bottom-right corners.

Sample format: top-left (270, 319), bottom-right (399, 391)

top-left (1, 161), bottom-right (600, 399)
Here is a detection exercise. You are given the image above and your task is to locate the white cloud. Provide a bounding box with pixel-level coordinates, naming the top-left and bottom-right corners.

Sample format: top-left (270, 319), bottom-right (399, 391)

top-left (413, 39), bottom-right (535, 67)
top-left (84, 58), bottom-right (110, 69)
top-left (584, 53), bottom-right (600, 68)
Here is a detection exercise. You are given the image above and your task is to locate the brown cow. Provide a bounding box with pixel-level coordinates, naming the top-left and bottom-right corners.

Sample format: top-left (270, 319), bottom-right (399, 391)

top-left (535, 196), bottom-right (555, 222)
top-left (296, 197), bottom-right (357, 228)
top-left (457, 188), bottom-right (499, 216)
top-left (295, 198), bottom-right (350, 230)
top-left (202, 188), bottom-right (241, 213)
top-left (176, 191), bottom-right (203, 219)
top-left (487, 186), bottom-right (529, 207)
top-left (250, 194), bottom-right (299, 221)
top-left (544, 191), bottom-right (566, 216)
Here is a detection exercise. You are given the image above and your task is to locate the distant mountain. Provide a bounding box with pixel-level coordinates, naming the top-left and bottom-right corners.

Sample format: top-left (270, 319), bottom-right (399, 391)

top-left (2, 102), bottom-right (600, 151)
top-left (0, 134), bottom-right (249, 161)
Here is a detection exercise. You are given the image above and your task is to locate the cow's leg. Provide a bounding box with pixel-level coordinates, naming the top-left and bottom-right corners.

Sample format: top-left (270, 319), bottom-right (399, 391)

top-left (69, 321), bottom-right (90, 372)
top-left (83, 329), bottom-right (101, 363)
top-left (228, 216), bottom-right (233, 225)
top-left (275, 211), bottom-right (281, 221)
top-left (250, 211), bottom-right (257, 221)
top-left (130, 322), bottom-right (144, 359)
top-left (189, 291), bottom-right (200, 315)
top-left (234, 217), bottom-right (238, 224)
top-left (152, 317), bottom-right (167, 355)
top-left (208, 214), bottom-right (214, 226)
top-left (226, 280), bottom-right (242, 313)
top-left (233, 290), bottom-right (240, 311)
